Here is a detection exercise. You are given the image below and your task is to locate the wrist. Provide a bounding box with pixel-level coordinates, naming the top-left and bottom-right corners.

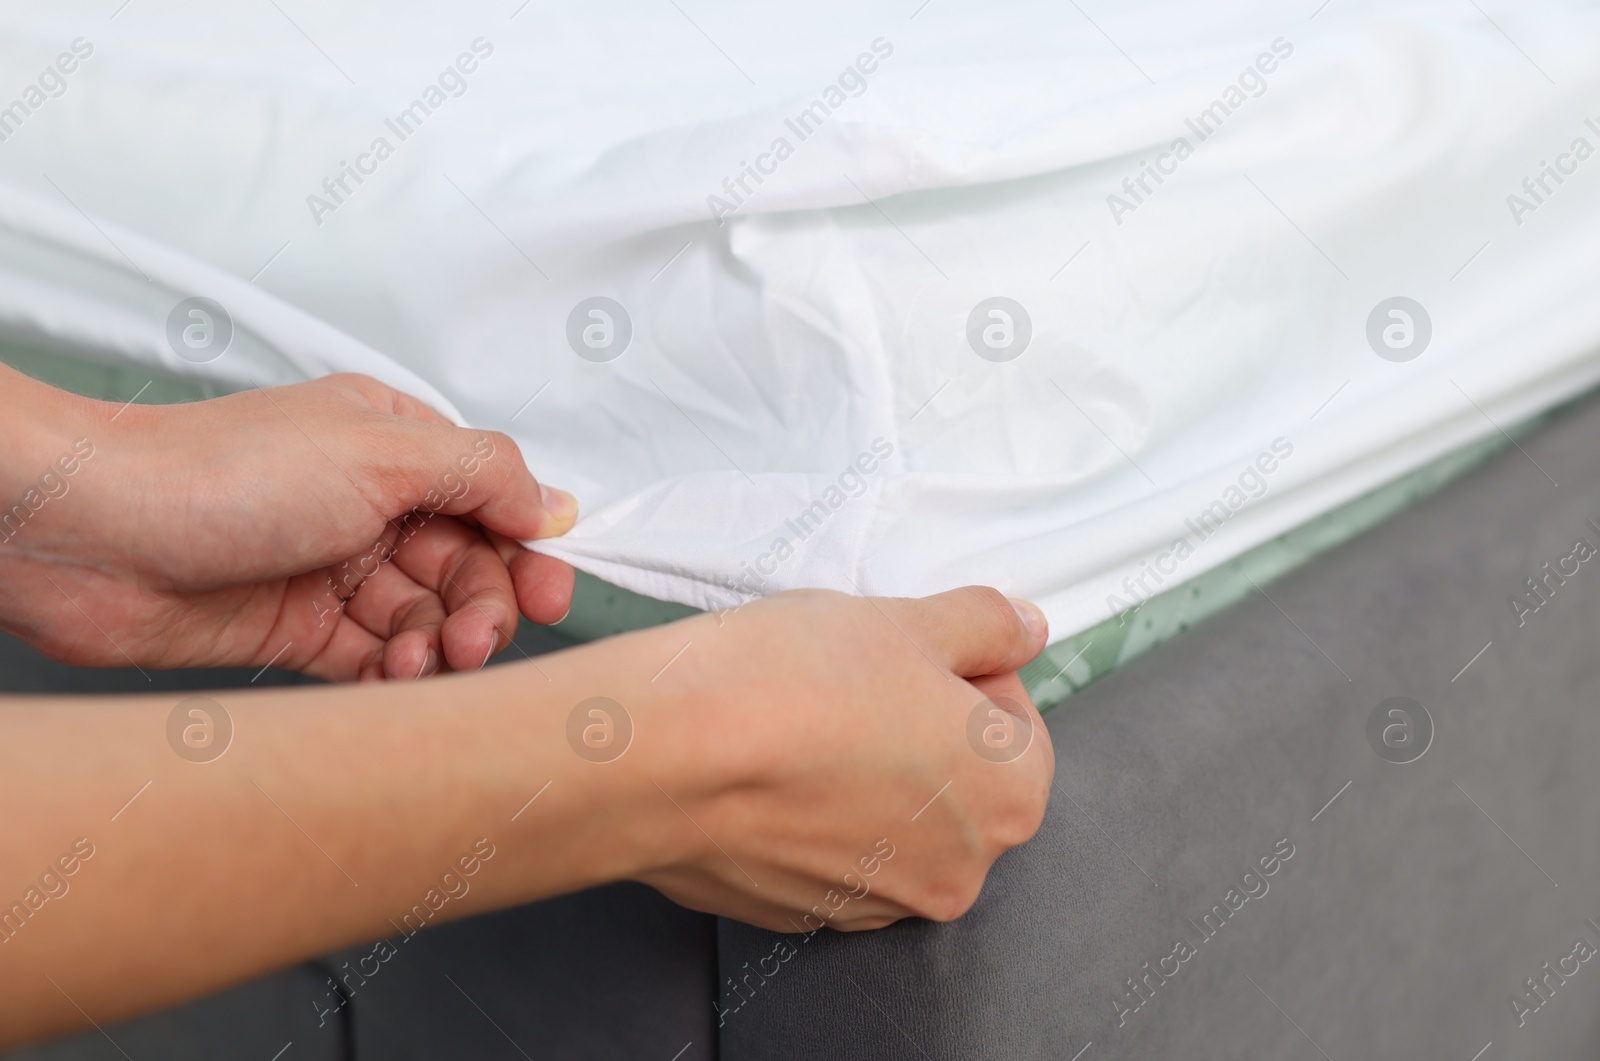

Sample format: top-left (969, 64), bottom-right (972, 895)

top-left (469, 625), bottom-right (712, 896)
top-left (0, 369), bottom-right (102, 565)
top-left (0, 367), bottom-right (137, 649)
top-left (2, 368), bottom-right (202, 584)
top-left (0, 367), bottom-right (91, 498)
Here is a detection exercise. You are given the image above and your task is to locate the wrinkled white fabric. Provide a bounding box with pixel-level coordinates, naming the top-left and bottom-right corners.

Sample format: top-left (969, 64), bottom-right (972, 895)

top-left (1, 1), bottom-right (1598, 640)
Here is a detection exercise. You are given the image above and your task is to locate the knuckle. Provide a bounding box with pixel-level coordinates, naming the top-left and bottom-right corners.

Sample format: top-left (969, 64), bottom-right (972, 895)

top-left (781, 588), bottom-right (856, 628)
top-left (484, 429), bottom-right (519, 460)
top-left (323, 371), bottom-right (389, 402)
top-left (837, 913), bottom-right (902, 933)
top-left (993, 788), bottom-right (1050, 849)
top-left (962, 585), bottom-right (1019, 637)
top-left (913, 874), bottom-right (985, 923)
top-left (326, 371), bottom-right (377, 386)
top-left (988, 766), bottom-right (1052, 849)
top-left (467, 430), bottom-right (522, 475)
top-left (932, 889), bottom-right (980, 924)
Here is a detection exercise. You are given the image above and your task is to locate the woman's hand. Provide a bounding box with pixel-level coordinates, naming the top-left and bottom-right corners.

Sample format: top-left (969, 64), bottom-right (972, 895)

top-left (0, 368), bottom-right (577, 681)
top-left (535, 585), bottom-right (1055, 933)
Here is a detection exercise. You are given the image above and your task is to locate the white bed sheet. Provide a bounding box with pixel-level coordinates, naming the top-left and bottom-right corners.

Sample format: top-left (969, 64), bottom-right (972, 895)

top-left (1, 0), bottom-right (1598, 639)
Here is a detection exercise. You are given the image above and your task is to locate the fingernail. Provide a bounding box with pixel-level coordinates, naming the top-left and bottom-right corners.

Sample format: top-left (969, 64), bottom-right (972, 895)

top-left (417, 648), bottom-right (438, 680)
top-left (536, 485), bottom-right (579, 538)
top-left (1009, 598), bottom-right (1048, 646)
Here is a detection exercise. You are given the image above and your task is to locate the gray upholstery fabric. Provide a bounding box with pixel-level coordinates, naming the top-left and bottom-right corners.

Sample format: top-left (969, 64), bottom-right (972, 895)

top-left (3, 967), bottom-right (344, 1061)
top-left (718, 393), bottom-right (1600, 1061)
top-left (334, 883), bottom-right (714, 1061)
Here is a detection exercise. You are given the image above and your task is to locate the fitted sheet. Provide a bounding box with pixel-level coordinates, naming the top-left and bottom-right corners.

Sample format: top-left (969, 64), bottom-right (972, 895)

top-left (3, 341), bottom-right (1555, 714)
top-left (3, 2), bottom-right (1600, 648)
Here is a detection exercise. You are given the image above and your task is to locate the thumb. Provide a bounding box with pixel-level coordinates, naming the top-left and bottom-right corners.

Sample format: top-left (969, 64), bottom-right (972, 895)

top-left (318, 373), bottom-right (580, 542)
top-left (375, 420), bottom-right (578, 544)
top-left (883, 586), bottom-right (1048, 678)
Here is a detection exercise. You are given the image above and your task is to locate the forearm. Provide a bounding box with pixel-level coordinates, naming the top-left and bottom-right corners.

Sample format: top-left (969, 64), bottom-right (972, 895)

top-left (0, 627), bottom-right (682, 1047)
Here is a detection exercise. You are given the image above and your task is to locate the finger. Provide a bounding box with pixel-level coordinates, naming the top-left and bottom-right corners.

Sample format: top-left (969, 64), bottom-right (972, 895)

top-left (257, 569), bottom-right (386, 682)
top-left (339, 559), bottom-right (448, 679)
top-left (481, 528), bottom-right (577, 626)
top-left (390, 517), bottom-right (520, 671)
top-left (645, 871), bottom-right (913, 936)
top-left (967, 671), bottom-right (1035, 712)
top-left (439, 550), bottom-right (520, 671)
top-left (510, 549), bottom-right (577, 626)
top-left (967, 671), bottom-right (1053, 764)
top-left (881, 587), bottom-right (1048, 678)
top-left (964, 670), bottom-right (1056, 846)
top-left (297, 613), bottom-right (388, 683)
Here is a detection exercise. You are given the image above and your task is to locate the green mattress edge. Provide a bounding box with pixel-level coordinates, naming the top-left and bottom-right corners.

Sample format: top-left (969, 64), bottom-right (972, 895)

top-left (1017, 431), bottom-right (1516, 710)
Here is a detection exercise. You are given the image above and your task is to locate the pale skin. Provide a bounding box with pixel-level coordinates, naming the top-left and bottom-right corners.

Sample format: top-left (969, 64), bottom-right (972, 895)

top-left (0, 365), bottom-right (1054, 1048)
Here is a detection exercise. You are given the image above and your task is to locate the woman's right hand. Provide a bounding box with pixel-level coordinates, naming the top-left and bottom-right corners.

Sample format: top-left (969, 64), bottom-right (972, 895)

top-left (554, 586), bottom-right (1055, 933)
